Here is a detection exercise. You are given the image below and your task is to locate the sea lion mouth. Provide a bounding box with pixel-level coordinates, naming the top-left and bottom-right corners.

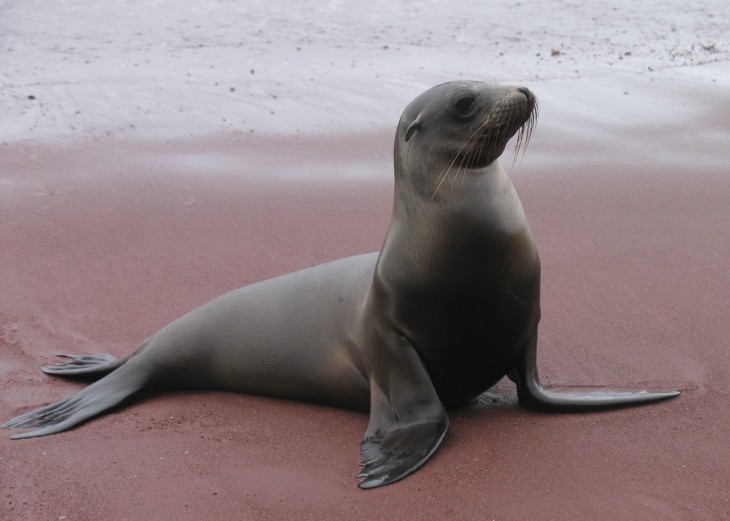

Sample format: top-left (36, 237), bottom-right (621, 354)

top-left (487, 96), bottom-right (538, 166)
top-left (431, 90), bottom-right (538, 198)
top-left (481, 92), bottom-right (538, 152)
top-left (462, 90), bottom-right (538, 165)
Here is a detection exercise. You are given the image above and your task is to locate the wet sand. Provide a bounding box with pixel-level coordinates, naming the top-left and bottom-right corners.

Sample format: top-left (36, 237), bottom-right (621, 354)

top-left (2, 2), bottom-right (730, 520)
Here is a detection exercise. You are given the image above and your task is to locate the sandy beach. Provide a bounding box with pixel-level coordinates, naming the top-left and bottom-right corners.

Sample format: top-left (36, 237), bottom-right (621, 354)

top-left (2, 1), bottom-right (729, 520)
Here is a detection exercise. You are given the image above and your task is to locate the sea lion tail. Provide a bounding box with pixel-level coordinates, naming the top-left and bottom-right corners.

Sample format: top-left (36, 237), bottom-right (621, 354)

top-left (510, 334), bottom-right (681, 412)
top-left (3, 356), bottom-right (150, 439)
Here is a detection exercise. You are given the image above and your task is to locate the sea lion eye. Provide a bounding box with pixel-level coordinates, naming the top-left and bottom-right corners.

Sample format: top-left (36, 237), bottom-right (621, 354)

top-left (454, 96), bottom-right (476, 115)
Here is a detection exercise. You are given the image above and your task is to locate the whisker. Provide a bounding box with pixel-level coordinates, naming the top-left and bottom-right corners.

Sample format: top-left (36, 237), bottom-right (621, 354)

top-left (510, 101), bottom-right (539, 170)
top-left (433, 115), bottom-right (493, 199)
top-left (449, 116), bottom-right (495, 192)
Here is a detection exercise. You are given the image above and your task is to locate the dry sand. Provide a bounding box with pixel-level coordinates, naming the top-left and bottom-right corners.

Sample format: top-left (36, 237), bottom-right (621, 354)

top-left (2, 1), bottom-right (729, 520)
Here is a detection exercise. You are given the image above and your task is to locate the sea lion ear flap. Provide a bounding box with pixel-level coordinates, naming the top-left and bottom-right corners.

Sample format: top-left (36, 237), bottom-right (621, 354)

top-left (404, 115), bottom-right (422, 142)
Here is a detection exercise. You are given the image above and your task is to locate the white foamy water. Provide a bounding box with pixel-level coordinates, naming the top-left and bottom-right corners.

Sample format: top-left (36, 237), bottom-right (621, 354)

top-left (1, 0), bottom-right (728, 143)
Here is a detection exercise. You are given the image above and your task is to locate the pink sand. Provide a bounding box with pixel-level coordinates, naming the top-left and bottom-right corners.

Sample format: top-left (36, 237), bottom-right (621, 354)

top-left (2, 1), bottom-right (729, 519)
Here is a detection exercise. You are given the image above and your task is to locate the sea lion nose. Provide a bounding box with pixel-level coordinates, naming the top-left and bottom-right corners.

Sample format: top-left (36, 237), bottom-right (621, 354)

top-left (517, 87), bottom-right (531, 97)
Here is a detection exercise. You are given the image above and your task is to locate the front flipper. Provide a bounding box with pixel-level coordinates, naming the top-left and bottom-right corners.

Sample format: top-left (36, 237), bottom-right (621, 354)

top-left (358, 333), bottom-right (448, 489)
top-left (510, 333), bottom-right (680, 412)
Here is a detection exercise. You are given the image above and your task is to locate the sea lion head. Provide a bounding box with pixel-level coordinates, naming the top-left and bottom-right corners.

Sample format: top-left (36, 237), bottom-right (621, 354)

top-left (395, 82), bottom-right (538, 182)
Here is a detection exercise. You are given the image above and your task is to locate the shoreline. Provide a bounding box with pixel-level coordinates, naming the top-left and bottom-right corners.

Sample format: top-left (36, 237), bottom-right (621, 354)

top-left (2, 1), bottom-right (729, 519)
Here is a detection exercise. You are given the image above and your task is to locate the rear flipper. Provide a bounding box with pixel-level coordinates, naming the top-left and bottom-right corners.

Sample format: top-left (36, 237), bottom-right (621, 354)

top-left (510, 333), bottom-right (681, 412)
top-left (3, 357), bottom-right (148, 439)
top-left (41, 353), bottom-right (124, 378)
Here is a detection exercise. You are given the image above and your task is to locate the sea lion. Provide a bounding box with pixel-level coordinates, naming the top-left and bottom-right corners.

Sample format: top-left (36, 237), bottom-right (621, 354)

top-left (3, 81), bottom-right (680, 489)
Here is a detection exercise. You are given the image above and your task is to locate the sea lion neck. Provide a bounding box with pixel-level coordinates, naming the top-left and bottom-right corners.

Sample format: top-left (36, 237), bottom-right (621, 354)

top-left (379, 159), bottom-right (530, 280)
top-left (391, 159), bottom-right (508, 218)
